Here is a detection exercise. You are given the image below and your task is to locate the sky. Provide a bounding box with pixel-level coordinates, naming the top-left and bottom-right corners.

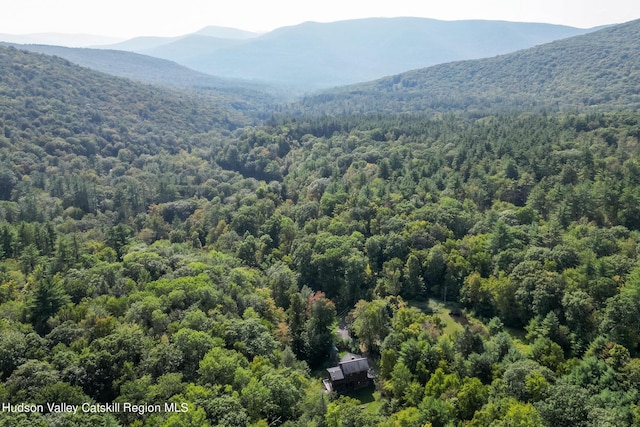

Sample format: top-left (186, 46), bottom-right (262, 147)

top-left (2, 0), bottom-right (640, 39)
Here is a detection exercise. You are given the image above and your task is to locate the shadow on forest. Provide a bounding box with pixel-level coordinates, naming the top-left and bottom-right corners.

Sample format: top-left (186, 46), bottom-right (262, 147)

top-left (449, 309), bottom-right (470, 327)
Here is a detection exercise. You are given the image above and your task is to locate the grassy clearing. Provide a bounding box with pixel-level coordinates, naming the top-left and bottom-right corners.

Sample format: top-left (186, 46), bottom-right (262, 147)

top-left (409, 298), bottom-right (466, 336)
top-left (506, 326), bottom-right (531, 353)
top-left (341, 386), bottom-right (382, 414)
top-left (409, 298), bottom-right (531, 350)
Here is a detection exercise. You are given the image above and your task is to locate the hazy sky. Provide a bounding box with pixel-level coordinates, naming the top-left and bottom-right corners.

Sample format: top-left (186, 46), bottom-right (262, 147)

top-left (3, 0), bottom-right (640, 38)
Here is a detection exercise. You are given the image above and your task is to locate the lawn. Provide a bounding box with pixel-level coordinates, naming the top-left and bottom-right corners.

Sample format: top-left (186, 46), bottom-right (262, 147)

top-left (409, 298), bottom-right (467, 336)
top-left (506, 325), bottom-right (532, 353)
top-left (408, 297), bottom-right (534, 356)
top-left (342, 386), bottom-right (383, 414)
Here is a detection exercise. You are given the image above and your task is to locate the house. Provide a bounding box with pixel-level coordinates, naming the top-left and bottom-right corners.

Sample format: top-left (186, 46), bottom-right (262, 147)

top-left (323, 355), bottom-right (373, 392)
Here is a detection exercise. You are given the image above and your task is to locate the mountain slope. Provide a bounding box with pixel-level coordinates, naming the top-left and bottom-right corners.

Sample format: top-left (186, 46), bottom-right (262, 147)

top-left (2, 43), bottom-right (282, 116)
top-left (139, 34), bottom-right (248, 63)
top-left (0, 45), bottom-right (250, 156)
top-left (98, 35), bottom-right (184, 52)
top-left (192, 25), bottom-right (259, 39)
top-left (103, 25), bottom-right (259, 52)
top-left (154, 18), bottom-right (598, 90)
top-left (2, 43), bottom-right (276, 92)
top-left (296, 19), bottom-right (640, 114)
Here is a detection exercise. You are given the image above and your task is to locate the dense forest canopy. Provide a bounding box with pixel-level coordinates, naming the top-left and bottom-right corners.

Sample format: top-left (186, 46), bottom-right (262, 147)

top-left (1, 22), bottom-right (640, 426)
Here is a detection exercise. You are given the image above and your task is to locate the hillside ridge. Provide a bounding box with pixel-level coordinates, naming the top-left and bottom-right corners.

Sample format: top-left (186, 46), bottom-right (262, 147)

top-left (296, 18), bottom-right (640, 114)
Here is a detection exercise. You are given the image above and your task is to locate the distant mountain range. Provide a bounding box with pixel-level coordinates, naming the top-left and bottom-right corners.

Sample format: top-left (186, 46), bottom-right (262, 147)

top-left (1, 19), bottom-right (601, 92)
top-left (296, 19), bottom-right (640, 115)
top-left (0, 32), bottom-right (122, 47)
top-left (0, 26), bottom-right (258, 49)
top-left (3, 17), bottom-right (636, 118)
top-left (102, 25), bottom-right (260, 58)
top-left (99, 18), bottom-right (600, 90)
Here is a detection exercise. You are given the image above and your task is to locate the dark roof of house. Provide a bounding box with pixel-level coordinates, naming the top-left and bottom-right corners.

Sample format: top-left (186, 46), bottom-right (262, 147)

top-left (339, 357), bottom-right (369, 376)
top-left (327, 366), bottom-right (344, 381)
top-left (326, 356), bottom-right (370, 383)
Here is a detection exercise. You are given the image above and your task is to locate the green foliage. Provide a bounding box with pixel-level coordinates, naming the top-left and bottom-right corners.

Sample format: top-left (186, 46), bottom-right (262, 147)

top-left (503, 359), bottom-right (555, 402)
top-left (535, 382), bottom-right (591, 427)
top-left (28, 267), bottom-right (71, 334)
top-left (325, 395), bottom-right (380, 427)
top-left (350, 298), bottom-right (391, 353)
top-left (305, 292), bottom-right (337, 367)
top-left (456, 377), bottom-right (488, 420)
top-left (3, 39), bottom-right (640, 427)
top-left (197, 346), bottom-right (248, 387)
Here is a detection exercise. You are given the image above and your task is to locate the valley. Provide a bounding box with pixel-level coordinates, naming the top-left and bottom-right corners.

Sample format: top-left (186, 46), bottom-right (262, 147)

top-left (1, 17), bottom-right (640, 427)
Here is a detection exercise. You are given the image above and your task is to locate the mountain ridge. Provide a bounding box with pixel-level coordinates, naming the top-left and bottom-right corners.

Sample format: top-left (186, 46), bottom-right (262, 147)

top-left (98, 17), bottom-right (600, 90)
top-left (0, 32), bottom-right (123, 47)
top-left (295, 18), bottom-right (640, 114)
top-left (174, 17), bottom-right (600, 89)
top-left (0, 18), bottom-right (603, 93)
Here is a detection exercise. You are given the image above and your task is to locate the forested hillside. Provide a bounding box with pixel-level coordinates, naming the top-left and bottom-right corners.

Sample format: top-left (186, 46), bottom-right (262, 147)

top-left (2, 27), bottom-right (640, 427)
top-left (0, 45), bottom-right (259, 139)
top-left (1, 43), bottom-right (278, 99)
top-left (298, 18), bottom-right (640, 114)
